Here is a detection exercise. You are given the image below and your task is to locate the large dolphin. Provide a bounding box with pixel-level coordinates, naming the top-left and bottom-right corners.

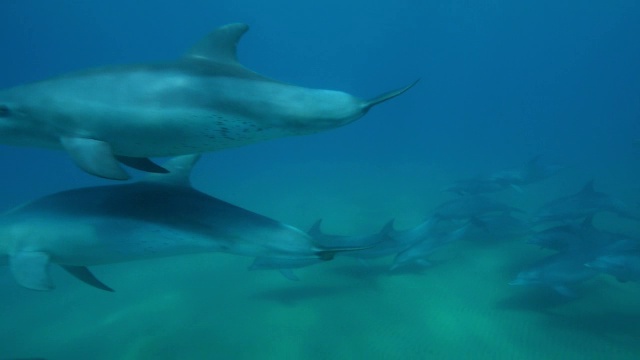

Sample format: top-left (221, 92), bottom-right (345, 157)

top-left (0, 23), bottom-right (417, 180)
top-left (0, 155), bottom-right (346, 291)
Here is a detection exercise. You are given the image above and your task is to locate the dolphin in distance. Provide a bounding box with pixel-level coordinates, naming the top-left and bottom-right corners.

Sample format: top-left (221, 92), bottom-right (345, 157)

top-left (509, 252), bottom-right (600, 297)
top-left (532, 180), bottom-right (639, 224)
top-left (587, 252), bottom-right (640, 283)
top-left (0, 155), bottom-right (344, 291)
top-left (489, 155), bottom-right (565, 190)
top-left (0, 23), bottom-right (417, 180)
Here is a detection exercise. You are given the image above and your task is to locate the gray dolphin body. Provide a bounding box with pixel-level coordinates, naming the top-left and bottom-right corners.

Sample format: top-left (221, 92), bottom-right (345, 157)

top-left (532, 181), bottom-right (638, 224)
top-left (490, 155), bottom-right (565, 190)
top-left (0, 155), bottom-right (339, 291)
top-left (509, 252), bottom-right (600, 297)
top-left (432, 195), bottom-right (522, 222)
top-left (0, 23), bottom-right (416, 180)
top-left (587, 252), bottom-right (640, 283)
top-left (390, 219), bottom-right (466, 271)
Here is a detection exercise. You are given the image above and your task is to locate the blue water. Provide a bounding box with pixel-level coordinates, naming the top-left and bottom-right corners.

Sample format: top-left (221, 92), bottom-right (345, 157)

top-left (1, 1), bottom-right (639, 359)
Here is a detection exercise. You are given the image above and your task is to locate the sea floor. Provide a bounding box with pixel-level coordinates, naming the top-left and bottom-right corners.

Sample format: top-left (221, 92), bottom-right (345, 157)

top-left (1, 160), bottom-right (639, 359)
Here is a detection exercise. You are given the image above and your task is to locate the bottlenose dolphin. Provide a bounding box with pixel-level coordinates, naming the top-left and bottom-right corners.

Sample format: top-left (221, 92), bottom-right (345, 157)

top-left (431, 195), bottom-right (522, 223)
top-left (311, 219), bottom-right (401, 260)
top-left (532, 181), bottom-right (638, 223)
top-left (0, 155), bottom-right (343, 291)
top-left (587, 252), bottom-right (640, 283)
top-left (442, 176), bottom-right (512, 196)
top-left (390, 221), bottom-right (466, 271)
top-left (509, 252), bottom-right (600, 297)
top-left (462, 213), bottom-right (530, 243)
top-left (527, 217), bottom-right (623, 253)
top-left (489, 155), bottom-right (565, 191)
top-left (0, 23), bottom-right (417, 180)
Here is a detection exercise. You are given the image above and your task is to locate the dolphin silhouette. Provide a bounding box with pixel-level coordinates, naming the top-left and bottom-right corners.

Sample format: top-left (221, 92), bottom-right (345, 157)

top-left (0, 155), bottom-right (343, 292)
top-left (0, 23), bottom-right (417, 180)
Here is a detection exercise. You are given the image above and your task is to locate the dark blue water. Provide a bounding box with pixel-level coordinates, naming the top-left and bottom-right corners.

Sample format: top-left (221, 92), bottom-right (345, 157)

top-left (1, 1), bottom-right (639, 359)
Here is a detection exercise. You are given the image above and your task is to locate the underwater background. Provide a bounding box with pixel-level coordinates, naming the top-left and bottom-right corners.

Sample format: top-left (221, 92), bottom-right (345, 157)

top-left (1, 0), bottom-right (639, 359)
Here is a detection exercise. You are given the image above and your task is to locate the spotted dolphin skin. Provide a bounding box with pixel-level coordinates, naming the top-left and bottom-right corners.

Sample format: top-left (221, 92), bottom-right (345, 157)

top-left (0, 155), bottom-right (344, 292)
top-left (0, 23), bottom-right (417, 180)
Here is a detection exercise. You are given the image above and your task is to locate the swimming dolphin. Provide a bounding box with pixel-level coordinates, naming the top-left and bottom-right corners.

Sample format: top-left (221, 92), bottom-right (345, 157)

top-left (462, 213), bottom-right (530, 243)
top-left (431, 195), bottom-right (523, 223)
top-left (310, 219), bottom-right (404, 261)
top-left (527, 216), bottom-right (623, 253)
top-left (0, 23), bottom-right (417, 180)
top-left (0, 155), bottom-right (344, 291)
top-left (489, 155), bottom-right (565, 191)
top-left (532, 181), bottom-right (638, 224)
top-left (390, 221), bottom-right (466, 271)
top-left (509, 252), bottom-right (600, 297)
top-left (442, 177), bottom-right (509, 196)
top-left (586, 252), bottom-right (640, 283)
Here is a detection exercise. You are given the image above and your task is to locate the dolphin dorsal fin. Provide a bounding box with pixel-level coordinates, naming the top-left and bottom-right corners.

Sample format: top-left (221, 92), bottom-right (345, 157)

top-left (380, 219), bottom-right (396, 234)
top-left (143, 154), bottom-right (201, 187)
top-left (308, 219), bottom-right (325, 237)
top-left (580, 214), bottom-right (594, 228)
top-left (183, 23), bottom-right (249, 66)
top-left (580, 180), bottom-right (596, 194)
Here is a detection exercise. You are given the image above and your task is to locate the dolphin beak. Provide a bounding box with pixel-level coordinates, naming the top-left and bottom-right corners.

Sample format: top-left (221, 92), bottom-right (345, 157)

top-left (362, 79), bottom-right (420, 113)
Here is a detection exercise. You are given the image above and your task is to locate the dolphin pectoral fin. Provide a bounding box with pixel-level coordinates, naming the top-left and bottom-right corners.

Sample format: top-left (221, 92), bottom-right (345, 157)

top-left (115, 156), bottom-right (169, 174)
top-left (362, 79), bottom-right (420, 112)
top-left (9, 251), bottom-right (54, 291)
top-left (61, 265), bottom-right (114, 292)
top-left (278, 269), bottom-right (300, 281)
top-left (60, 137), bottom-right (130, 180)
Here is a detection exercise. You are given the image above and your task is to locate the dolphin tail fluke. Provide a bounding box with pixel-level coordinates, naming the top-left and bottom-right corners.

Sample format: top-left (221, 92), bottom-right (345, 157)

top-left (362, 79), bottom-right (419, 113)
top-left (61, 265), bottom-right (114, 292)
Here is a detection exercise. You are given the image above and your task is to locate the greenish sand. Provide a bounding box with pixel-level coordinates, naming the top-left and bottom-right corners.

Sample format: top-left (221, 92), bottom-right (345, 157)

top-left (1, 160), bottom-right (639, 359)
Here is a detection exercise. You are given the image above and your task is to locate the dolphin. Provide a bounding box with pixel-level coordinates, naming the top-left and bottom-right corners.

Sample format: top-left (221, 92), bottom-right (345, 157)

top-left (532, 181), bottom-right (639, 224)
top-left (462, 213), bottom-right (530, 243)
top-left (442, 177), bottom-right (509, 196)
top-left (509, 252), bottom-right (600, 297)
top-left (431, 195), bottom-right (523, 223)
top-left (0, 23), bottom-right (417, 180)
top-left (586, 252), bottom-right (640, 283)
top-left (489, 155), bottom-right (565, 191)
top-left (310, 219), bottom-right (405, 261)
top-left (390, 221), bottom-right (466, 271)
top-left (527, 216), bottom-right (624, 253)
top-left (0, 155), bottom-right (343, 291)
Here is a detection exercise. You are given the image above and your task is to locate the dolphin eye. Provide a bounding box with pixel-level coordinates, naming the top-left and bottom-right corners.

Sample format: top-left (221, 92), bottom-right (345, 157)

top-left (0, 105), bottom-right (9, 117)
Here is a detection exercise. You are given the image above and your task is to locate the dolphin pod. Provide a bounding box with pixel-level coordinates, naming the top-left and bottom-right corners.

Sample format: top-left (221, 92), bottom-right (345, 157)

top-left (0, 23), bottom-right (417, 180)
top-left (1, 24), bottom-right (638, 303)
